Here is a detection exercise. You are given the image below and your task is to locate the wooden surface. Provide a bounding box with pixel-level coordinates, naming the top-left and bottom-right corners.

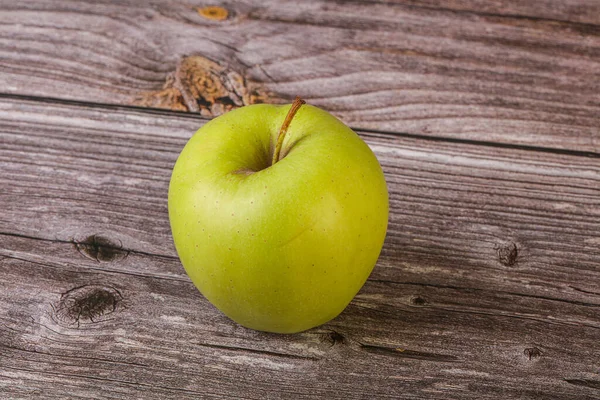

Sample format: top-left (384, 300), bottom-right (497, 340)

top-left (1, 0), bottom-right (599, 399)
top-left (1, 0), bottom-right (600, 151)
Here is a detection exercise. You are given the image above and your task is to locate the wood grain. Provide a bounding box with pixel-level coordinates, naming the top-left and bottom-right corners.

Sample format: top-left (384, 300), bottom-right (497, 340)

top-left (1, 96), bottom-right (599, 399)
top-left (356, 0), bottom-right (600, 25)
top-left (0, 0), bottom-right (599, 151)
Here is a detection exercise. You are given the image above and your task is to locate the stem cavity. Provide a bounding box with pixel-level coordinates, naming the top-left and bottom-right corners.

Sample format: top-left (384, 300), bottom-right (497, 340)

top-left (272, 96), bottom-right (305, 166)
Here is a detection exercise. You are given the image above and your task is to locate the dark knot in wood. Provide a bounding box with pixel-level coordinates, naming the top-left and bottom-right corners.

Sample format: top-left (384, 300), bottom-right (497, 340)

top-left (524, 347), bottom-right (542, 360)
top-left (324, 330), bottom-right (346, 346)
top-left (53, 285), bottom-right (123, 327)
top-left (497, 241), bottom-right (518, 266)
top-left (410, 295), bottom-right (427, 306)
top-left (73, 234), bottom-right (128, 262)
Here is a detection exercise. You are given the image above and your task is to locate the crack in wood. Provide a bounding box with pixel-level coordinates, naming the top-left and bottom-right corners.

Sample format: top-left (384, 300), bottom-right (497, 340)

top-left (360, 344), bottom-right (459, 362)
top-left (0, 231), bottom-right (178, 261)
top-left (564, 379), bottom-right (600, 390)
top-left (197, 342), bottom-right (319, 361)
top-left (368, 279), bottom-right (600, 309)
top-left (0, 343), bottom-right (149, 368)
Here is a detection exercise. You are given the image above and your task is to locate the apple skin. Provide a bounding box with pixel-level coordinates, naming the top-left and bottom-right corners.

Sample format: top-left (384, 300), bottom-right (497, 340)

top-left (168, 102), bottom-right (388, 333)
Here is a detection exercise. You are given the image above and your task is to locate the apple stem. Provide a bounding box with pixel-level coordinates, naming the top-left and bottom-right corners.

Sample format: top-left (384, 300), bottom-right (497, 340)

top-left (272, 96), bottom-right (306, 166)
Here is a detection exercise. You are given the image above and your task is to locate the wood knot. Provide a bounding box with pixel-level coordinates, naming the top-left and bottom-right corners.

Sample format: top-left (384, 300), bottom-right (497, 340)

top-left (53, 285), bottom-right (123, 327)
top-left (133, 56), bottom-right (272, 117)
top-left (410, 295), bottom-right (427, 306)
top-left (524, 347), bottom-right (542, 360)
top-left (197, 6), bottom-right (229, 21)
top-left (324, 330), bottom-right (346, 346)
top-left (73, 234), bottom-right (128, 262)
top-left (497, 241), bottom-right (518, 266)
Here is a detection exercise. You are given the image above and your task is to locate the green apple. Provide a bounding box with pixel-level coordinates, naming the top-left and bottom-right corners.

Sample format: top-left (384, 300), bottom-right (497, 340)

top-left (168, 98), bottom-right (388, 334)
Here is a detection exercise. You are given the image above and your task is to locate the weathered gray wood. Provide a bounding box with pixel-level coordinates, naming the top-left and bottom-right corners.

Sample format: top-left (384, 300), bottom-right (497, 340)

top-left (378, 0), bottom-right (600, 25)
top-left (1, 234), bottom-right (599, 400)
top-left (0, 0), bottom-right (599, 151)
top-left (1, 97), bottom-right (599, 399)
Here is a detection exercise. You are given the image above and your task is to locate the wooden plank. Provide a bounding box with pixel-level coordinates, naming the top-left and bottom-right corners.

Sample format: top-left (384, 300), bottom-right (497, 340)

top-left (1, 95), bottom-right (599, 297)
top-left (0, 1), bottom-right (599, 151)
top-left (1, 234), bottom-right (599, 400)
top-left (1, 97), bottom-right (599, 398)
top-left (368, 0), bottom-right (600, 25)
